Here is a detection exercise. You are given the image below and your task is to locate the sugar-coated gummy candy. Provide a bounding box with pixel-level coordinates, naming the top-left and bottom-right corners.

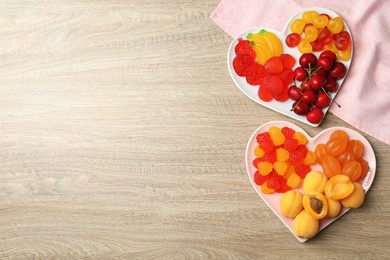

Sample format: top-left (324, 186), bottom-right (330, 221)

top-left (304, 151), bottom-right (317, 165)
top-left (254, 145), bottom-right (265, 158)
top-left (287, 173), bottom-right (301, 188)
top-left (274, 161), bottom-right (288, 176)
top-left (258, 161), bottom-right (273, 176)
top-left (293, 132), bottom-right (308, 145)
top-left (295, 164), bottom-right (311, 179)
top-left (269, 126), bottom-right (286, 146)
top-left (254, 170), bottom-right (269, 185)
top-left (276, 148), bottom-right (289, 162)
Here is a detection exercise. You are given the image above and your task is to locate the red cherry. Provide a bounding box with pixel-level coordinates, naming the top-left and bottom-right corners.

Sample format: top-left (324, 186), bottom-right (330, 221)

top-left (299, 53), bottom-right (317, 68)
top-left (310, 74), bottom-right (327, 90)
top-left (319, 50), bottom-right (337, 62)
top-left (302, 89), bottom-right (316, 104)
top-left (294, 67), bottom-right (308, 81)
top-left (300, 79), bottom-right (311, 90)
top-left (329, 62), bottom-right (347, 80)
top-left (324, 77), bottom-right (339, 93)
top-left (292, 101), bottom-right (310, 115)
top-left (288, 85), bottom-right (303, 101)
top-left (317, 57), bottom-right (334, 71)
top-left (315, 92), bottom-right (331, 108)
top-left (306, 107), bottom-right (324, 124)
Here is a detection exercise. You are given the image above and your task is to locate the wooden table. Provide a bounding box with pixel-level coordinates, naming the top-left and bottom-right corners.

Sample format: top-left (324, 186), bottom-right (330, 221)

top-left (0, 1), bottom-right (389, 258)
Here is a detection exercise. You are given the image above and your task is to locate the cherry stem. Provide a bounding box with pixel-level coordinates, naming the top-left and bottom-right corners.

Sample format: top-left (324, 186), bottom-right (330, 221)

top-left (321, 87), bottom-right (341, 108)
top-left (290, 99), bottom-right (302, 111)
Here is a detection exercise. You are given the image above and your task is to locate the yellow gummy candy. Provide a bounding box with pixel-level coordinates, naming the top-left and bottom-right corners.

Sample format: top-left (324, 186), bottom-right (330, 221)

top-left (258, 162), bottom-right (273, 176)
top-left (269, 126), bottom-right (286, 146)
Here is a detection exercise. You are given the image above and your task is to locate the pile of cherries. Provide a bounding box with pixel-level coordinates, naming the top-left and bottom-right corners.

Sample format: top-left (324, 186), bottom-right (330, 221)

top-left (288, 50), bottom-right (347, 124)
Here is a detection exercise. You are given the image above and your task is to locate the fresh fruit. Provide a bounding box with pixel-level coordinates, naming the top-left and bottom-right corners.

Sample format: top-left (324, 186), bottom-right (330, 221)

top-left (326, 195), bottom-right (342, 218)
top-left (306, 107), bottom-right (324, 124)
top-left (292, 210), bottom-right (319, 239)
top-left (340, 182), bottom-right (365, 208)
top-left (315, 92), bottom-right (331, 108)
top-left (294, 67), bottom-right (308, 81)
top-left (299, 53), bottom-right (317, 68)
top-left (288, 85), bottom-right (303, 101)
top-left (303, 171), bottom-right (328, 194)
top-left (329, 62), bottom-right (347, 79)
top-left (280, 190), bottom-right (303, 218)
top-left (325, 174), bottom-right (354, 200)
top-left (302, 192), bottom-right (328, 219)
top-left (309, 74), bottom-right (327, 90)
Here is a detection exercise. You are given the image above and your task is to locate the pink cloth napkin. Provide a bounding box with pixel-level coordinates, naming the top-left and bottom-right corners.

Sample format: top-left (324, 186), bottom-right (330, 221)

top-left (211, 0), bottom-right (390, 145)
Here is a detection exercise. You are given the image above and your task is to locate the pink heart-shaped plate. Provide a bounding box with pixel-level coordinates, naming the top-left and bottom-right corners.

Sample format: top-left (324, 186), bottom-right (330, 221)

top-left (227, 7), bottom-right (353, 127)
top-left (245, 121), bottom-right (375, 242)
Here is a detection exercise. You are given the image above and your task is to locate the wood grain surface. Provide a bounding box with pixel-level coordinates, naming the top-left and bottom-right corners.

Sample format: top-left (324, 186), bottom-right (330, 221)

top-left (0, 1), bottom-right (389, 259)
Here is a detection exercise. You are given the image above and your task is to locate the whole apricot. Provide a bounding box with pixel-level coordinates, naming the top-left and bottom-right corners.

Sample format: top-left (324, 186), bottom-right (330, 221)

top-left (326, 195), bottom-right (341, 218)
top-left (280, 190), bottom-right (303, 218)
top-left (340, 182), bottom-right (365, 208)
top-left (292, 210), bottom-right (319, 239)
top-left (303, 171), bottom-right (328, 194)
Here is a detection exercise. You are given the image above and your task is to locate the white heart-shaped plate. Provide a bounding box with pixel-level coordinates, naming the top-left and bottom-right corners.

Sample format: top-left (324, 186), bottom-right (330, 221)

top-left (227, 7), bottom-right (353, 127)
top-left (245, 121), bottom-right (375, 242)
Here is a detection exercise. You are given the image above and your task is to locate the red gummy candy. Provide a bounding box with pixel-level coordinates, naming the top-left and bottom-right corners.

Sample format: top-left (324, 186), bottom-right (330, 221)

top-left (254, 170), bottom-right (269, 185)
top-left (258, 84), bottom-right (274, 102)
top-left (289, 150), bottom-right (304, 165)
top-left (266, 75), bottom-right (283, 95)
top-left (276, 177), bottom-right (291, 193)
top-left (283, 138), bottom-right (299, 151)
top-left (267, 174), bottom-right (282, 190)
top-left (262, 151), bottom-right (277, 163)
top-left (279, 69), bottom-right (295, 86)
top-left (235, 38), bottom-right (256, 59)
top-left (233, 54), bottom-right (254, 76)
top-left (279, 54), bottom-right (296, 70)
top-left (274, 83), bottom-right (289, 102)
top-left (281, 127), bottom-right (296, 139)
top-left (256, 132), bottom-right (270, 143)
top-left (295, 164), bottom-right (311, 179)
top-left (252, 157), bottom-right (263, 168)
top-left (296, 144), bottom-right (309, 157)
top-left (264, 56), bottom-right (283, 74)
top-left (246, 63), bottom-right (266, 85)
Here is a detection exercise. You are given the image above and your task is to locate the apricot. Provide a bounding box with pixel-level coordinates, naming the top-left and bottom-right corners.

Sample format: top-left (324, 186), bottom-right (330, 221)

top-left (302, 192), bottom-right (328, 219)
top-left (340, 182), bottom-right (365, 208)
top-left (292, 210), bottom-right (319, 239)
top-left (325, 174), bottom-right (354, 200)
top-left (280, 190), bottom-right (303, 218)
top-left (303, 171), bottom-right (328, 194)
top-left (326, 195), bottom-right (341, 218)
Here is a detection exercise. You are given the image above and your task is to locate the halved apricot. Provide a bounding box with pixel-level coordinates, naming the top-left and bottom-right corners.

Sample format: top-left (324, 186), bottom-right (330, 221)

top-left (302, 192), bottom-right (328, 219)
top-left (325, 174), bottom-right (354, 200)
